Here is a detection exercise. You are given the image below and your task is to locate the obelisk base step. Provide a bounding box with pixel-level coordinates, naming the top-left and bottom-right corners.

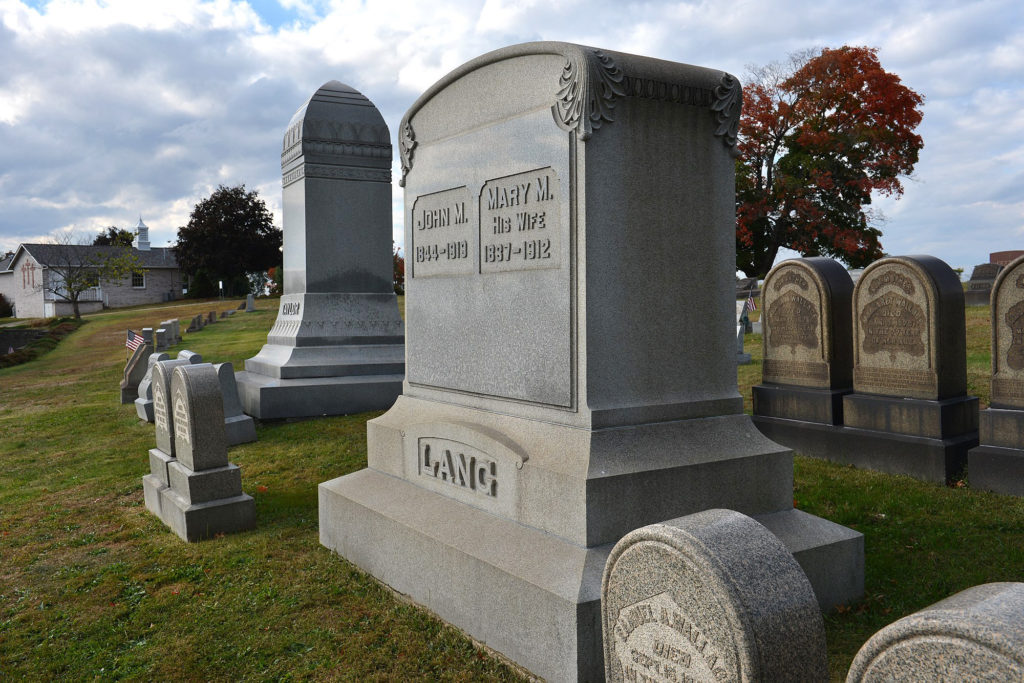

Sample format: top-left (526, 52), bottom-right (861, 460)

top-left (235, 372), bottom-right (403, 420)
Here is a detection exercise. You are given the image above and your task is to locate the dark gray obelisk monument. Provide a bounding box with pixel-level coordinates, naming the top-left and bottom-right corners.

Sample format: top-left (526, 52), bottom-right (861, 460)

top-left (236, 81), bottom-right (404, 419)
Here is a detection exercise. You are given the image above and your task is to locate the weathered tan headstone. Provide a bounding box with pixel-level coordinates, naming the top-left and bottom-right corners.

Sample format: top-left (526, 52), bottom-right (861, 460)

top-left (841, 255), bottom-right (978, 482)
top-left (969, 254), bottom-right (1024, 495)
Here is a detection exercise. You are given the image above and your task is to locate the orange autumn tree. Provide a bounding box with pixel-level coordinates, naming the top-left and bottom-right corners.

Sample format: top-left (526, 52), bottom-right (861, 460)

top-left (736, 46), bottom-right (924, 278)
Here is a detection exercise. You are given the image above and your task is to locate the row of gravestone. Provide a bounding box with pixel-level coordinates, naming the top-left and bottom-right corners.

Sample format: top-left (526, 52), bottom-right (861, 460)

top-left (602, 508), bottom-right (1024, 681)
top-left (120, 307), bottom-right (239, 405)
top-left (752, 254), bottom-right (1024, 496)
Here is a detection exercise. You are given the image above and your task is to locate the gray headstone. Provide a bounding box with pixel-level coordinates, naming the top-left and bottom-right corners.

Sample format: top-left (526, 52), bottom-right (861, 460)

top-left (847, 583), bottom-right (1024, 682)
top-left (152, 359), bottom-right (193, 456)
top-left (134, 352), bottom-right (171, 422)
top-left (234, 80), bottom-right (404, 419)
top-left (208, 311), bottom-right (216, 324)
top-left (142, 327), bottom-right (153, 345)
top-left (219, 310), bottom-right (229, 319)
top-left (177, 349), bottom-right (203, 364)
top-left (155, 328), bottom-right (168, 351)
top-left (171, 364), bottom-right (228, 471)
top-left (736, 301), bottom-right (751, 364)
top-left (602, 509), bottom-right (827, 682)
top-left (144, 363), bottom-right (255, 542)
top-left (317, 42), bottom-right (862, 682)
top-left (120, 343), bottom-right (153, 404)
top-left (245, 294), bottom-right (254, 312)
top-left (969, 254), bottom-right (1024, 495)
top-left (214, 362), bottom-right (256, 445)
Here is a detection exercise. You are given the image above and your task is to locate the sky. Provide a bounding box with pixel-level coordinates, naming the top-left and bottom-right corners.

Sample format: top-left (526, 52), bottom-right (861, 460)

top-left (1, 0), bottom-right (1023, 276)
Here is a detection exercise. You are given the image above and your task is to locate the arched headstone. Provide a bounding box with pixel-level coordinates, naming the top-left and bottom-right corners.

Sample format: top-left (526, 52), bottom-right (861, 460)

top-left (840, 256), bottom-right (978, 482)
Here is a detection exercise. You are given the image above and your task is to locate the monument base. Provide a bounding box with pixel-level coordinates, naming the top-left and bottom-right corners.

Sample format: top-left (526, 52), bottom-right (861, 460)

top-left (319, 469), bottom-right (860, 683)
top-left (968, 445), bottom-right (1024, 496)
top-left (225, 414), bottom-right (257, 445)
top-left (969, 408), bottom-right (1024, 496)
top-left (135, 397), bottom-right (154, 422)
top-left (753, 415), bottom-right (978, 483)
top-left (753, 384), bottom-right (851, 424)
top-left (234, 372), bottom-right (403, 420)
top-left (120, 387), bottom-right (137, 404)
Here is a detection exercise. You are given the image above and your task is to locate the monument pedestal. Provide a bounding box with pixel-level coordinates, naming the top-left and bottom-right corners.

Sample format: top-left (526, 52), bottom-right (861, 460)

top-left (319, 396), bottom-right (864, 683)
top-left (753, 383), bottom-right (850, 424)
top-left (969, 408), bottom-right (1024, 495)
top-left (235, 293), bottom-right (404, 419)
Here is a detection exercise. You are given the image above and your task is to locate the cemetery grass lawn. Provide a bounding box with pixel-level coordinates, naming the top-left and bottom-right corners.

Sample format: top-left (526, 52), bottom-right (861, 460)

top-left (0, 296), bottom-right (521, 681)
top-left (0, 296), bottom-right (1018, 681)
top-left (740, 303), bottom-right (1024, 680)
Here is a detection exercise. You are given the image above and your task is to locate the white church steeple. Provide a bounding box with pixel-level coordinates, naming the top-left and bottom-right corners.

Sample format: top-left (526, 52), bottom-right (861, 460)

top-left (133, 216), bottom-right (151, 251)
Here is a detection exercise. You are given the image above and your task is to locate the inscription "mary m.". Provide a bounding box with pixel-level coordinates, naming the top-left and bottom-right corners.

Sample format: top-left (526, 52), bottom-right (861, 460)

top-left (860, 292), bottom-right (926, 360)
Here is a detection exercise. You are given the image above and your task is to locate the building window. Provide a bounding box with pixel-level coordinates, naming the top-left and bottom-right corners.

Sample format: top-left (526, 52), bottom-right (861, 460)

top-left (132, 271), bottom-right (145, 289)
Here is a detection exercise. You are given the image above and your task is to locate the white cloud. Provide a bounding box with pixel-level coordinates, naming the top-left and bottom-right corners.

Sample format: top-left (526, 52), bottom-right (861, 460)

top-left (0, 0), bottom-right (1021, 268)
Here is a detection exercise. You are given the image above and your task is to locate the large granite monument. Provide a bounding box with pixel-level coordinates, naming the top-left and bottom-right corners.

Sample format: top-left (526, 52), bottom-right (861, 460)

top-left (318, 42), bottom-right (862, 682)
top-left (964, 262), bottom-right (1003, 307)
top-left (235, 81), bottom-right (404, 419)
top-left (969, 254), bottom-right (1024, 496)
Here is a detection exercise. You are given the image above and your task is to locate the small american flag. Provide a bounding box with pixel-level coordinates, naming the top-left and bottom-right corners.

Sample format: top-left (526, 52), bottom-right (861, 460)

top-left (745, 295), bottom-right (757, 312)
top-left (125, 329), bottom-right (143, 351)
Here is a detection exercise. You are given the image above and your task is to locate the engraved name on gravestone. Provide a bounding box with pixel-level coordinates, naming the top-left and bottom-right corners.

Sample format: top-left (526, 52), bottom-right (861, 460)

top-left (152, 357), bottom-right (199, 455)
top-left (762, 258), bottom-right (853, 389)
top-left (990, 256), bottom-right (1024, 408)
top-left (404, 111), bottom-right (572, 407)
top-left (852, 256), bottom-right (965, 400)
top-left (602, 509), bottom-right (827, 683)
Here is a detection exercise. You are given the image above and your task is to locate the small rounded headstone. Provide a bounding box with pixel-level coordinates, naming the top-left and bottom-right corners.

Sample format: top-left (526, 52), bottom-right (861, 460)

top-left (761, 257), bottom-right (854, 389)
top-left (171, 364), bottom-right (228, 472)
top-left (847, 582), bottom-right (1024, 682)
top-left (602, 508), bottom-right (827, 682)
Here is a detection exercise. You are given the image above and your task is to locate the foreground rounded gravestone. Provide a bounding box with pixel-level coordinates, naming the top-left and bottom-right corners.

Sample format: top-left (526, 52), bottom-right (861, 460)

top-left (847, 583), bottom-right (1024, 681)
top-left (602, 509), bottom-right (827, 682)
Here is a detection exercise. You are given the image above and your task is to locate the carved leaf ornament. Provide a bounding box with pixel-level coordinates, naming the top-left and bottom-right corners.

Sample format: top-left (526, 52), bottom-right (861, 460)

top-left (553, 49), bottom-right (627, 140)
top-left (400, 45), bottom-right (742, 184)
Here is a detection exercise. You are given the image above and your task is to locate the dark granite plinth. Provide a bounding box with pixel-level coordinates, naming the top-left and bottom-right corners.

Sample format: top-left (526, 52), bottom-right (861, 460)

top-left (753, 415), bottom-right (977, 483)
top-left (752, 384), bottom-right (851, 424)
top-left (843, 393), bottom-right (978, 439)
top-left (968, 444), bottom-right (1024, 496)
top-left (978, 406), bottom-right (1024, 449)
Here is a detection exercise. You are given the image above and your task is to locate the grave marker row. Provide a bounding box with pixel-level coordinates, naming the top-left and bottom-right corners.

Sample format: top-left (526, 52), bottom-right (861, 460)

top-left (142, 361), bottom-right (255, 541)
top-left (753, 255), bottom-right (979, 483)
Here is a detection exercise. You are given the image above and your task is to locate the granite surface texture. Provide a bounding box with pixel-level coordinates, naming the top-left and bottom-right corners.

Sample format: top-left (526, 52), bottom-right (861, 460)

top-left (214, 362), bottom-right (256, 445)
top-left (319, 41), bottom-right (863, 682)
top-left (602, 509), bottom-right (827, 682)
top-left (847, 582), bottom-right (1024, 682)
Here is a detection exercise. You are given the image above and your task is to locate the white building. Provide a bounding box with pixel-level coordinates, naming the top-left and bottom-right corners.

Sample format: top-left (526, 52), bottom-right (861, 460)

top-left (0, 219), bottom-right (181, 318)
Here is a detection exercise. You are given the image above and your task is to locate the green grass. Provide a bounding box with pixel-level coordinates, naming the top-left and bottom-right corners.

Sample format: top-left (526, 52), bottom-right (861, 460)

top-left (0, 296), bottom-right (1021, 681)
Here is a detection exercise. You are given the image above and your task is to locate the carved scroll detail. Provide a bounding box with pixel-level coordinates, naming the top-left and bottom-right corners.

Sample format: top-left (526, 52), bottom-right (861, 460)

top-left (399, 121), bottom-right (417, 187)
top-left (711, 73), bottom-right (742, 151)
top-left (552, 49), bottom-right (626, 141)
